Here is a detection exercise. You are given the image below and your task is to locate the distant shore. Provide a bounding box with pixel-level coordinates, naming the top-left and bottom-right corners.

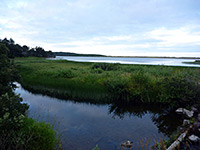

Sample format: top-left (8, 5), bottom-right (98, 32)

top-left (105, 56), bottom-right (200, 59)
top-left (54, 52), bottom-right (200, 59)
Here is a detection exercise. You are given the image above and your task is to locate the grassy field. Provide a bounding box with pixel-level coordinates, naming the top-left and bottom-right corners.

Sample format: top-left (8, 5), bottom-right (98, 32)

top-left (15, 57), bottom-right (200, 106)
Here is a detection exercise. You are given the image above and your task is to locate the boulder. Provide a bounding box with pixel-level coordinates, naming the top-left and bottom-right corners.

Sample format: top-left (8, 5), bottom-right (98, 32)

top-left (198, 114), bottom-right (200, 121)
top-left (183, 119), bottom-right (190, 126)
top-left (193, 121), bottom-right (200, 134)
top-left (188, 135), bottom-right (200, 142)
top-left (176, 108), bottom-right (194, 118)
top-left (191, 106), bottom-right (198, 113)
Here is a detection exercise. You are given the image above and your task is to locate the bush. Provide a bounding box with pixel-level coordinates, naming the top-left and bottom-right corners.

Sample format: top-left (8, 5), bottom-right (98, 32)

top-left (21, 117), bottom-right (60, 150)
top-left (92, 63), bottom-right (119, 71)
top-left (0, 93), bottom-right (29, 131)
top-left (0, 117), bottom-right (60, 150)
top-left (105, 75), bottom-right (131, 102)
top-left (158, 76), bottom-right (200, 106)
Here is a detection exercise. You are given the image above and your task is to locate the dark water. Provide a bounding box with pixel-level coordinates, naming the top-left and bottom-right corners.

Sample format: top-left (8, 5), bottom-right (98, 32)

top-left (15, 83), bottom-right (182, 150)
top-left (52, 56), bottom-right (200, 67)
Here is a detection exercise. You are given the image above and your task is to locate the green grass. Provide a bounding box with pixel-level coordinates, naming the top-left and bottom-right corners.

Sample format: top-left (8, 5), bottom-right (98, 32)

top-left (15, 57), bottom-right (200, 106)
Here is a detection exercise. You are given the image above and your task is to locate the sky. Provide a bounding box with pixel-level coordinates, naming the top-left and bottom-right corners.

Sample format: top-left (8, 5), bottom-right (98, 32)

top-left (0, 0), bottom-right (200, 57)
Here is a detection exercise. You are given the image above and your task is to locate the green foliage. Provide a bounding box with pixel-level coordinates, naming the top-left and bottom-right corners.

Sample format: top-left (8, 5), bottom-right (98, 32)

top-left (20, 117), bottom-right (59, 150)
top-left (0, 117), bottom-right (60, 150)
top-left (105, 75), bottom-right (131, 101)
top-left (0, 93), bottom-right (29, 131)
top-left (92, 144), bottom-right (100, 150)
top-left (159, 76), bottom-right (200, 106)
top-left (39, 69), bottom-right (76, 78)
top-left (0, 45), bottom-right (60, 150)
top-left (15, 57), bottom-right (200, 106)
top-left (0, 43), bottom-right (20, 95)
top-left (92, 63), bottom-right (119, 71)
top-left (0, 38), bottom-right (55, 58)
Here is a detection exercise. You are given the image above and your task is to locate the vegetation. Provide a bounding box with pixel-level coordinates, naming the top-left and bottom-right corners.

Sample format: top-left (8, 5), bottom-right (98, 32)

top-left (15, 57), bottom-right (200, 107)
top-left (54, 52), bottom-right (105, 57)
top-left (0, 43), bottom-right (60, 150)
top-left (183, 60), bottom-right (200, 65)
top-left (0, 38), bottom-right (54, 58)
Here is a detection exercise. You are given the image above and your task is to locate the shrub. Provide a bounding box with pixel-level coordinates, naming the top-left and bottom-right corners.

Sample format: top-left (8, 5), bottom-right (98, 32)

top-left (0, 93), bottom-right (28, 131)
top-left (21, 117), bottom-right (60, 150)
top-left (0, 117), bottom-right (60, 150)
top-left (92, 63), bottom-right (119, 71)
top-left (105, 75), bottom-right (131, 102)
top-left (158, 76), bottom-right (200, 106)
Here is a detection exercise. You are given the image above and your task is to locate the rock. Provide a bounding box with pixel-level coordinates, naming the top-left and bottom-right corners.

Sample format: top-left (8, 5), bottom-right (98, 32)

top-left (194, 121), bottom-right (200, 127)
top-left (188, 135), bottom-right (200, 142)
top-left (198, 114), bottom-right (200, 121)
top-left (193, 121), bottom-right (200, 134)
top-left (176, 108), bottom-right (194, 118)
top-left (176, 108), bottom-right (184, 114)
top-left (183, 119), bottom-right (190, 126)
top-left (191, 106), bottom-right (198, 113)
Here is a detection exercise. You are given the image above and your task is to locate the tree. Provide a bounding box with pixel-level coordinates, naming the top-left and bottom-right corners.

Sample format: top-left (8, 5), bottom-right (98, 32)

top-left (0, 43), bottom-right (16, 94)
top-left (9, 38), bottom-right (15, 45)
top-left (0, 43), bottom-right (29, 148)
top-left (35, 46), bottom-right (47, 57)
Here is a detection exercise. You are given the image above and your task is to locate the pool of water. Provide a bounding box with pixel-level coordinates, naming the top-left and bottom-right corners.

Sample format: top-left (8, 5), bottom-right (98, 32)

top-left (15, 83), bottom-right (182, 150)
top-left (51, 56), bottom-right (200, 67)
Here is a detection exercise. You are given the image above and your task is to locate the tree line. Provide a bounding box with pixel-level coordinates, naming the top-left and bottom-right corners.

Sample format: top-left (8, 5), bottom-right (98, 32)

top-left (0, 42), bottom-right (60, 149)
top-left (0, 38), bottom-right (55, 58)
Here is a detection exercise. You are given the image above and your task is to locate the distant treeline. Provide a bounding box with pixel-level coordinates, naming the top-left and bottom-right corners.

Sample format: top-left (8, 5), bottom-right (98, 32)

top-left (54, 52), bottom-right (106, 57)
top-left (0, 38), bottom-right (55, 58)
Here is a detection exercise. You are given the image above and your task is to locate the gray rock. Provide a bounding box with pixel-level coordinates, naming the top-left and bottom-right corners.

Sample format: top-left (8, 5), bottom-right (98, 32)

top-left (176, 108), bottom-right (194, 118)
top-left (198, 114), bottom-right (200, 121)
top-left (188, 135), bottom-right (200, 142)
top-left (176, 108), bottom-right (184, 114)
top-left (192, 121), bottom-right (200, 134)
top-left (194, 121), bottom-right (200, 128)
top-left (183, 119), bottom-right (190, 126)
top-left (191, 106), bottom-right (198, 113)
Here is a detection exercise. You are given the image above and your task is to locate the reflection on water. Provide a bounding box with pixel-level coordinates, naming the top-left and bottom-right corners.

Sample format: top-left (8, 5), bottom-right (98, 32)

top-left (52, 56), bottom-right (200, 67)
top-left (109, 103), bottom-right (182, 137)
top-left (15, 83), bottom-right (182, 150)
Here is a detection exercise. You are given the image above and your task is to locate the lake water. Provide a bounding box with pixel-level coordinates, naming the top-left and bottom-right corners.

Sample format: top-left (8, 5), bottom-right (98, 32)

top-left (52, 56), bottom-right (200, 67)
top-left (15, 83), bottom-right (182, 150)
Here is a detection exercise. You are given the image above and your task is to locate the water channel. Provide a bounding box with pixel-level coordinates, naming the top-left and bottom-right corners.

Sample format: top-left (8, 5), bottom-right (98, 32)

top-left (15, 83), bottom-right (182, 150)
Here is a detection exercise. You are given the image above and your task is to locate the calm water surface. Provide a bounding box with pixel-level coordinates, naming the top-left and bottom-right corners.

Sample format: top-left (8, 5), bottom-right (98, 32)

top-left (52, 56), bottom-right (200, 67)
top-left (15, 83), bottom-right (181, 150)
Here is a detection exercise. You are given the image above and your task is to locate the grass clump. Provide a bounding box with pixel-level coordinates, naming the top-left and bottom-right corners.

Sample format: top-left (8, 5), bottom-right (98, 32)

top-left (20, 117), bottom-right (60, 150)
top-left (92, 63), bottom-right (119, 71)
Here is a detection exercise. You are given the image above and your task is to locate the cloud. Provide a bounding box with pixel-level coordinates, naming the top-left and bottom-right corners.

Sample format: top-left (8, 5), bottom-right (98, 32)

top-left (0, 0), bottom-right (200, 56)
top-left (150, 27), bottom-right (200, 46)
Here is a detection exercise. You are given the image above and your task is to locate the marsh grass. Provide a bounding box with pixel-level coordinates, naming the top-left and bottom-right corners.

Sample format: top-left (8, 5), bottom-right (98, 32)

top-left (25, 106), bottom-right (64, 150)
top-left (15, 57), bottom-right (200, 106)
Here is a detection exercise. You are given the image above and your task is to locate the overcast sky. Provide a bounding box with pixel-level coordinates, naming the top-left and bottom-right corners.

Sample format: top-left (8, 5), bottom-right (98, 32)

top-left (0, 0), bottom-right (200, 57)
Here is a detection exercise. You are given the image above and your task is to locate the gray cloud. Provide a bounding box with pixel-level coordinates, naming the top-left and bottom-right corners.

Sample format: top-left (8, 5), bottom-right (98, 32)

top-left (0, 0), bottom-right (200, 56)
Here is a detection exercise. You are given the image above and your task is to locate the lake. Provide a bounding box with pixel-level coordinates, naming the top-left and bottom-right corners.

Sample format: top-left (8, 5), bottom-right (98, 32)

top-left (15, 83), bottom-right (182, 150)
top-left (51, 56), bottom-right (200, 67)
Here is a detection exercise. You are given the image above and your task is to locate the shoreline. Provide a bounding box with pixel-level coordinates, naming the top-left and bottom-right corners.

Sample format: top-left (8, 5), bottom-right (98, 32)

top-left (55, 55), bottom-right (200, 59)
